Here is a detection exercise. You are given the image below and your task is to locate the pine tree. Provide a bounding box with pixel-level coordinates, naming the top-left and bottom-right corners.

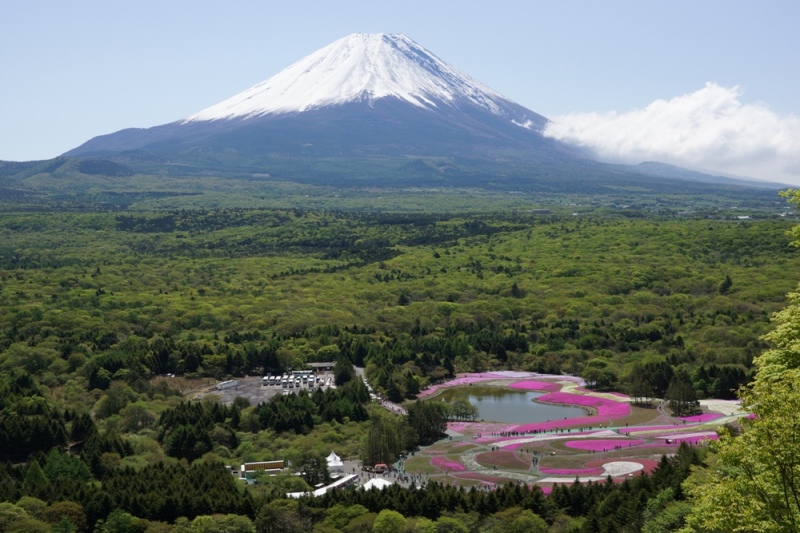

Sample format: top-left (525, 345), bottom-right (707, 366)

top-left (22, 460), bottom-right (49, 499)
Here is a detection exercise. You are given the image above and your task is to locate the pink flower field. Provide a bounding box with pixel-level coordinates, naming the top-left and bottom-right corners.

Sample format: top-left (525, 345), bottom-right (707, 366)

top-left (537, 392), bottom-right (630, 418)
top-left (508, 380), bottom-right (561, 392)
top-left (565, 439), bottom-right (645, 451)
top-left (430, 456), bottom-right (467, 472)
top-left (410, 372), bottom-right (733, 488)
top-left (418, 376), bottom-right (497, 398)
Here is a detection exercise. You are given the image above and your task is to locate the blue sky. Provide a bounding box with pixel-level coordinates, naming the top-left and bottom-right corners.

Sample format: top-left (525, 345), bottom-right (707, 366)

top-left (2, 1), bottom-right (799, 184)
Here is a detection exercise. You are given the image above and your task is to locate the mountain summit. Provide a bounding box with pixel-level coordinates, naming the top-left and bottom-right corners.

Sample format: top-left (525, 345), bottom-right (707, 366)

top-left (185, 33), bottom-right (543, 130)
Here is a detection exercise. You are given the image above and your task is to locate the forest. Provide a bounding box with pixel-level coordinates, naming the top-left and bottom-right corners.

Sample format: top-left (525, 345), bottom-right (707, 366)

top-left (1, 200), bottom-right (799, 532)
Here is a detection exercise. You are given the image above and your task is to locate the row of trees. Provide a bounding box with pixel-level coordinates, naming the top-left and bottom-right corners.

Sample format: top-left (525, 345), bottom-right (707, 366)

top-left (0, 443), bottom-right (704, 532)
top-left (0, 459), bottom-right (255, 530)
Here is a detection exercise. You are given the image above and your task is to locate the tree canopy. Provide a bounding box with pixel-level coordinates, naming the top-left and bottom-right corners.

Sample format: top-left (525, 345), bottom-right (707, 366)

top-left (682, 189), bottom-right (800, 532)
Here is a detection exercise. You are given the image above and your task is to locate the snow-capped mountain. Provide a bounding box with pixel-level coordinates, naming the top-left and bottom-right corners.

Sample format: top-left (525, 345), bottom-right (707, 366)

top-left (65, 33), bottom-right (585, 184)
top-left (185, 33), bottom-right (541, 128)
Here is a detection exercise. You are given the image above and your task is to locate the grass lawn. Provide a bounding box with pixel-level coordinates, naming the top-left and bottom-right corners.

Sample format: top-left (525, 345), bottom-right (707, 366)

top-left (444, 477), bottom-right (483, 488)
top-left (475, 450), bottom-right (531, 470)
top-left (423, 441), bottom-right (478, 455)
top-left (615, 405), bottom-right (665, 426)
top-left (404, 456), bottom-right (439, 475)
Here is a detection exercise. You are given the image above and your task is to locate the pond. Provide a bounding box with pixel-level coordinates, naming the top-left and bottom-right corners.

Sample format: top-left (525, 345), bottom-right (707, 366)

top-left (436, 385), bottom-right (587, 424)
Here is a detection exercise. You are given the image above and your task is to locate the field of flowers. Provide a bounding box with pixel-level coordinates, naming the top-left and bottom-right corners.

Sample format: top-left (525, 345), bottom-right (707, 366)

top-left (407, 372), bottom-right (740, 489)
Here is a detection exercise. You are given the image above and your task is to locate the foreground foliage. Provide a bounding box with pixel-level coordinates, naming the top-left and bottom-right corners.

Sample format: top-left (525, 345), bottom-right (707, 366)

top-left (681, 189), bottom-right (800, 532)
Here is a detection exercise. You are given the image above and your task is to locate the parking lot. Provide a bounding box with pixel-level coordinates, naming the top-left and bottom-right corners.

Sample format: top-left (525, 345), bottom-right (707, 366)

top-left (197, 372), bottom-right (334, 406)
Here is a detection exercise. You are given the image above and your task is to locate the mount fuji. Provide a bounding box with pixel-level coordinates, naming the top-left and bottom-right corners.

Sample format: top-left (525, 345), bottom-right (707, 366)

top-left (64, 33), bottom-right (595, 185)
top-left (183, 33), bottom-right (545, 124)
top-left (60, 33), bottom-right (780, 194)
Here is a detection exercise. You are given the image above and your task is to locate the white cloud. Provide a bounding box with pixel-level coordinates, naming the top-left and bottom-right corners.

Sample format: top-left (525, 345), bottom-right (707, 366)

top-left (543, 83), bottom-right (800, 186)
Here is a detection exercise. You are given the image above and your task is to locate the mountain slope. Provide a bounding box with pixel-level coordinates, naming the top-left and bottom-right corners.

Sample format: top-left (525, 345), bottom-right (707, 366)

top-left (65, 33), bottom-right (583, 172)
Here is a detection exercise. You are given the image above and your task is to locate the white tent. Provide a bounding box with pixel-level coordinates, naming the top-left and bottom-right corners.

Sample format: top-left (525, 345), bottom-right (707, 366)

top-left (326, 451), bottom-right (344, 472)
top-left (363, 477), bottom-right (393, 490)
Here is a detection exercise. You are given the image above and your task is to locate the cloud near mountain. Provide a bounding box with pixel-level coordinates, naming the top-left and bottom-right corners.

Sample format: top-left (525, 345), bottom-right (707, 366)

top-left (543, 83), bottom-right (800, 185)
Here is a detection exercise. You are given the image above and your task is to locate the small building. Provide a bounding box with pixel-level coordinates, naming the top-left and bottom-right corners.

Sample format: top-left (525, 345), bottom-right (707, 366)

top-left (363, 478), bottom-right (394, 490)
top-left (239, 460), bottom-right (285, 479)
top-left (308, 361), bottom-right (336, 372)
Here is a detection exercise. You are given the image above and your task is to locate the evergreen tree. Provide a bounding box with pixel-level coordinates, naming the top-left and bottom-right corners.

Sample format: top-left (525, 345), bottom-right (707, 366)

top-left (21, 460), bottom-right (49, 499)
top-left (406, 401), bottom-right (448, 445)
top-left (718, 274), bottom-right (733, 294)
top-left (69, 413), bottom-right (97, 443)
top-left (665, 370), bottom-right (699, 417)
top-left (333, 357), bottom-right (355, 386)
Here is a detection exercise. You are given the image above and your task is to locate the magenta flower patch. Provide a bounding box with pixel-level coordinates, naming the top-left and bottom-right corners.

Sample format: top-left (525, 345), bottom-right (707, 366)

top-left (564, 439), bottom-right (645, 451)
top-left (537, 392), bottom-right (630, 418)
top-left (508, 380), bottom-right (561, 392)
top-left (418, 376), bottom-right (497, 397)
top-left (430, 455), bottom-right (467, 472)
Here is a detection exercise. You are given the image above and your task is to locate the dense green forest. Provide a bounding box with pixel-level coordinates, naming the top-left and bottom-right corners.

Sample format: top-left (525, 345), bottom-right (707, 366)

top-left (1, 203), bottom-right (799, 531)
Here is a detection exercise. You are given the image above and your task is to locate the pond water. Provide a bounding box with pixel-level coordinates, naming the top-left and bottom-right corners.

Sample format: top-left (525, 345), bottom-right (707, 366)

top-left (437, 385), bottom-right (587, 424)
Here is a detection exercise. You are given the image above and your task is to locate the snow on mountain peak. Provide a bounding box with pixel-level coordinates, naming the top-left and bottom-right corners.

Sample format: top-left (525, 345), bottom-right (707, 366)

top-left (183, 33), bottom-right (516, 122)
